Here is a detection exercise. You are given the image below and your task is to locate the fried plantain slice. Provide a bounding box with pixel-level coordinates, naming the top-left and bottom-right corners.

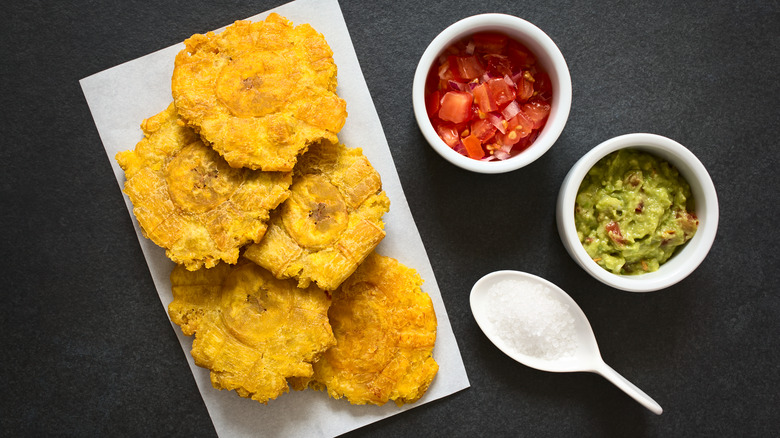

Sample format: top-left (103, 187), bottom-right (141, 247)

top-left (302, 252), bottom-right (439, 406)
top-left (243, 141), bottom-right (390, 291)
top-left (171, 13), bottom-right (347, 171)
top-left (116, 103), bottom-right (291, 270)
top-left (168, 261), bottom-right (336, 404)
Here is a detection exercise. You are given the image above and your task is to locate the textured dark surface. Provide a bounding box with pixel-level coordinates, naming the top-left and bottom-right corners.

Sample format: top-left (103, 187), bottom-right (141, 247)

top-left (2, 0), bottom-right (779, 436)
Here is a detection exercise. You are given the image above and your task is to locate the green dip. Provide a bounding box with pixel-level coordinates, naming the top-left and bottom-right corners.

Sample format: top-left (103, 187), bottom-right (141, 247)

top-left (574, 149), bottom-right (698, 275)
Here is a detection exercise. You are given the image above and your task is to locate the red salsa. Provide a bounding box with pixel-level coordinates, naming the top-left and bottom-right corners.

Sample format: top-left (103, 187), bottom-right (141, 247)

top-left (425, 32), bottom-right (552, 161)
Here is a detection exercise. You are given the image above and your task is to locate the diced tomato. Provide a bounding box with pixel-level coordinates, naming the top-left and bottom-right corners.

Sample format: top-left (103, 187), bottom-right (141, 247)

top-left (487, 78), bottom-right (516, 107)
top-left (472, 83), bottom-right (497, 113)
top-left (461, 56), bottom-right (486, 79)
top-left (472, 32), bottom-right (508, 53)
top-left (498, 113), bottom-right (533, 147)
top-left (438, 60), bottom-right (455, 81)
top-left (426, 65), bottom-right (441, 93)
top-left (449, 55), bottom-right (484, 80)
top-left (469, 105), bottom-right (482, 124)
top-left (516, 76), bottom-right (534, 102)
top-left (471, 119), bottom-right (497, 142)
top-left (484, 54), bottom-right (513, 77)
top-left (522, 101), bottom-right (551, 129)
top-left (461, 134), bottom-right (485, 159)
top-left (438, 91), bottom-right (473, 123)
top-left (425, 90), bottom-right (441, 118)
top-left (507, 41), bottom-right (535, 69)
top-left (435, 123), bottom-right (460, 147)
top-left (534, 71), bottom-right (552, 100)
top-left (506, 112), bottom-right (534, 138)
top-left (677, 211), bottom-right (699, 237)
top-left (513, 132), bottom-right (536, 153)
top-left (605, 221), bottom-right (626, 245)
top-left (496, 130), bottom-right (520, 147)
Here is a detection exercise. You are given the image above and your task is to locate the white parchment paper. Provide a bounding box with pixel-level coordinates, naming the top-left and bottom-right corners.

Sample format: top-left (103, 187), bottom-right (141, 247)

top-left (80, 0), bottom-right (469, 436)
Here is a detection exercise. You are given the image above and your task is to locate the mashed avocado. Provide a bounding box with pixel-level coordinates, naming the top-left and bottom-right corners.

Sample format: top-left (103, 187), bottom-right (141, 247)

top-left (574, 149), bottom-right (698, 275)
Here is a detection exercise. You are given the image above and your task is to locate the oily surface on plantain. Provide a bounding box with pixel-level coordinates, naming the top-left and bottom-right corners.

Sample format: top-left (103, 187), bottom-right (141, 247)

top-left (169, 260), bottom-right (336, 404)
top-left (116, 103), bottom-right (291, 270)
top-left (244, 140), bottom-right (389, 291)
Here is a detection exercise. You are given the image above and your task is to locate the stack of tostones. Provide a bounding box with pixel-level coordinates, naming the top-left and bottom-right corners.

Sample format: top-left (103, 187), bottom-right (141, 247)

top-left (244, 140), bottom-right (390, 291)
top-left (116, 103), bottom-right (291, 270)
top-left (117, 13), bottom-right (439, 408)
top-left (171, 13), bottom-right (347, 171)
top-left (296, 252), bottom-right (439, 406)
top-left (168, 260), bottom-right (336, 404)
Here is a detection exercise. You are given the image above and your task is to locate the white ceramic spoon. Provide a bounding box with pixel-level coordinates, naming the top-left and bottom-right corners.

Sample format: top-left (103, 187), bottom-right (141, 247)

top-left (470, 270), bottom-right (663, 415)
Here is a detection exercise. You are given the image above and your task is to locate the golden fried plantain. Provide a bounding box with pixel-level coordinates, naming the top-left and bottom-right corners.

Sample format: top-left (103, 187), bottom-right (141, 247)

top-left (244, 141), bottom-right (390, 291)
top-left (116, 103), bottom-right (291, 270)
top-left (169, 261), bottom-right (336, 404)
top-left (305, 252), bottom-right (439, 406)
top-left (171, 13), bottom-right (347, 171)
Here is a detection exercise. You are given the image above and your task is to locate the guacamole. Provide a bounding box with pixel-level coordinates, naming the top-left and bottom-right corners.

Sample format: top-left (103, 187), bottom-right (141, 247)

top-left (574, 149), bottom-right (698, 275)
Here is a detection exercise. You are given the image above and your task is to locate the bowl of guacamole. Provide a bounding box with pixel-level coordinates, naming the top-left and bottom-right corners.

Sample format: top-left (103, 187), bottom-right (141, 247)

top-left (556, 133), bottom-right (719, 292)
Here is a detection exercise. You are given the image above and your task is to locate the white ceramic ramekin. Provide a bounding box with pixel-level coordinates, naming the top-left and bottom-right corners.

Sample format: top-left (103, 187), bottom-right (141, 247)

top-left (556, 133), bottom-right (719, 292)
top-left (412, 13), bottom-right (572, 173)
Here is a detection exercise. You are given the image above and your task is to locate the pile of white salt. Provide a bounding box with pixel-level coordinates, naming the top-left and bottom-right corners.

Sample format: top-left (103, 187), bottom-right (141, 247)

top-left (486, 278), bottom-right (577, 360)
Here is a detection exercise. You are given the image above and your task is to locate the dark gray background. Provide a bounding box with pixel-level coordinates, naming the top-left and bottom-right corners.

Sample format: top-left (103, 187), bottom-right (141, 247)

top-left (2, 0), bottom-right (778, 436)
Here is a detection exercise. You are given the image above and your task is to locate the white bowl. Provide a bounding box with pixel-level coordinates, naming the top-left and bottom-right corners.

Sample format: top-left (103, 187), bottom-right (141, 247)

top-left (556, 133), bottom-right (719, 292)
top-left (412, 13), bottom-right (572, 174)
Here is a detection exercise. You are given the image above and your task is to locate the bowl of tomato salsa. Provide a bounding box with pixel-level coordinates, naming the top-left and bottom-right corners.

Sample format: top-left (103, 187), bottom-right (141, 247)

top-left (413, 13), bottom-right (572, 173)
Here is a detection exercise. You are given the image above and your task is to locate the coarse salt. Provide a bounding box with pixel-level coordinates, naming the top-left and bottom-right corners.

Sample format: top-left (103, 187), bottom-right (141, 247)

top-left (486, 278), bottom-right (577, 360)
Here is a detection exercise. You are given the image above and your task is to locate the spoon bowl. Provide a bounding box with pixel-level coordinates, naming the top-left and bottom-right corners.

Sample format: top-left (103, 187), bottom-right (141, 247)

top-left (470, 270), bottom-right (663, 415)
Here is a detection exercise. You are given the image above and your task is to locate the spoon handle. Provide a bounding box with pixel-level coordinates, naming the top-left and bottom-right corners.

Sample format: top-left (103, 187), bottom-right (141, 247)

top-left (597, 363), bottom-right (663, 415)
